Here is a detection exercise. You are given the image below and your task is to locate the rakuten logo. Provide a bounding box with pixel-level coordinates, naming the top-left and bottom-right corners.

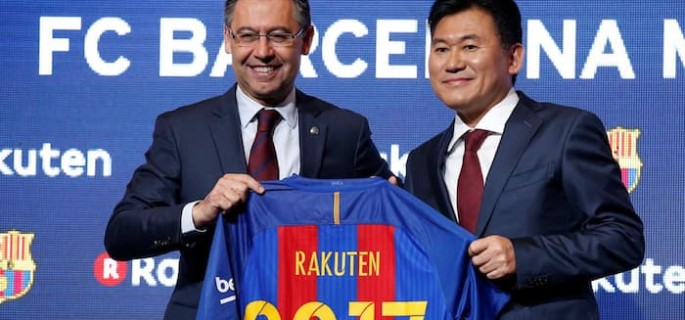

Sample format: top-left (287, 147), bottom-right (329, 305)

top-left (93, 252), bottom-right (178, 287)
top-left (593, 258), bottom-right (685, 294)
top-left (379, 144), bottom-right (409, 178)
top-left (1, 143), bottom-right (111, 177)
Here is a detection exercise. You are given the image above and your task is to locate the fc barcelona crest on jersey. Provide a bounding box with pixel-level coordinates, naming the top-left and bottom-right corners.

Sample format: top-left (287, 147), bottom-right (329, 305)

top-left (607, 127), bottom-right (642, 193)
top-left (0, 230), bottom-right (36, 304)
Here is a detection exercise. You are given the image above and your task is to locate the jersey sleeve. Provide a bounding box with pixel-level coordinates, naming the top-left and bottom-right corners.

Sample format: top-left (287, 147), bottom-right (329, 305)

top-left (196, 215), bottom-right (239, 320)
top-left (460, 257), bottom-right (510, 319)
top-left (393, 185), bottom-right (510, 319)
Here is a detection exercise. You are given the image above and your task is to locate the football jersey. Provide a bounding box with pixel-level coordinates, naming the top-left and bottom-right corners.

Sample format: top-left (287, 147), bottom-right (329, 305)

top-left (197, 176), bottom-right (509, 320)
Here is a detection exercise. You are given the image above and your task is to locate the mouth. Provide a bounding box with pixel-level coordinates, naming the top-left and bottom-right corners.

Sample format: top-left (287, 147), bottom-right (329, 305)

top-left (443, 77), bottom-right (471, 86)
top-left (252, 65), bottom-right (278, 73)
top-left (248, 64), bottom-right (283, 81)
top-left (250, 64), bottom-right (282, 75)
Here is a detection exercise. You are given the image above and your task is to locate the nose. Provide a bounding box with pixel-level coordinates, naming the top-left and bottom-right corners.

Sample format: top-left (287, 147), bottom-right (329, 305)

top-left (253, 36), bottom-right (274, 59)
top-left (445, 49), bottom-right (465, 72)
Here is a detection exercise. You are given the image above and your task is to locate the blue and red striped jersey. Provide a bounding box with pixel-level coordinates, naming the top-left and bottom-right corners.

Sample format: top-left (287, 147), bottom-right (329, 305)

top-left (198, 176), bottom-right (509, 320)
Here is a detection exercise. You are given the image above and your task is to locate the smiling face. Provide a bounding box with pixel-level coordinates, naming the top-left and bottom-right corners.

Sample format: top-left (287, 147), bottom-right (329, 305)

top-left (428, 7), bottom-right (523, 126)
top-left (225, 0), bottom-right (313, 106)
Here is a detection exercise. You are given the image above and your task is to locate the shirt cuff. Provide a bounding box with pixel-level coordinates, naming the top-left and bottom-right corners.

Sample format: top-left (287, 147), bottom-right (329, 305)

top-left (181, 200), bottom-right (205, 234)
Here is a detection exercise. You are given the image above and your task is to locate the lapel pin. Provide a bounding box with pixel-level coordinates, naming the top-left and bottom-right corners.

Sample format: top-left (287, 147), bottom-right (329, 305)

top-left (309, 126), bottom-right (319, 135)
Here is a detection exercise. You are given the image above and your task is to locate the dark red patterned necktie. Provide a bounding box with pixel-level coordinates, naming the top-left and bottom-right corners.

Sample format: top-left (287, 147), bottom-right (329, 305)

top-left (457, 129), bottom-right (490, 233)
top-left (248, 109), bottom-right (281, 181)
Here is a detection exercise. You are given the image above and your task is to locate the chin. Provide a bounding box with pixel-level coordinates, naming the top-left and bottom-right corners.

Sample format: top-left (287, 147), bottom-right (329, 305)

top-left (439, 96), bottom-right (469, 109)
top-left (257, 89), bottom-right (288, 101)
top-left (443, 104), bottom-right (462, 112)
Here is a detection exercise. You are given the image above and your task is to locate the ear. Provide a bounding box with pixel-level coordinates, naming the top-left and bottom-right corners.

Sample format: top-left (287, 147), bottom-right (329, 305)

top-left (508, 43), bottom-right (524, 75)
top-left (224, 25), bottom-right (232, 55)
top-left (300, 25), bottom-right (315, 55)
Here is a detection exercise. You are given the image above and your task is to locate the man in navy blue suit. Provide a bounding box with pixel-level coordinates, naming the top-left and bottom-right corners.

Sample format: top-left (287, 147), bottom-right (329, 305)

top-left (404, 0), bottom-right (644, 318)
top-left (104, 0), bottom-right (392, 319)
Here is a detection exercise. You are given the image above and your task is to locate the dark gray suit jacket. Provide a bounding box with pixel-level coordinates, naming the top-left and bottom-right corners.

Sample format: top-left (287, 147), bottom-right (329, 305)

top-left (404, 92), bottom-right (644, 319)
top-left (104, 85), bottom-right (392, 319)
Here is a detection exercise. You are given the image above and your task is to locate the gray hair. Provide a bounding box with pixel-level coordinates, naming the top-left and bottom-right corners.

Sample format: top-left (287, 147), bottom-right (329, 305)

top-left (224, 0), bottom-right (311, 29)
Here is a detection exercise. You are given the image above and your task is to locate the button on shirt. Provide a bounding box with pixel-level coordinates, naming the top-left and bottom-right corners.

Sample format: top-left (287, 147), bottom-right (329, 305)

top-left (181, 86), bottom-right (301, 233)
top-left (444, 89), bottom-right (519, 222)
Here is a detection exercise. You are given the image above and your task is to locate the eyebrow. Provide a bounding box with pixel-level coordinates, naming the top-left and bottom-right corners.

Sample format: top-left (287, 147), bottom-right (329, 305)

top-left (431, 34), bottom-right (481, 46)
top-left (232, 26), bottom-right (293, 33)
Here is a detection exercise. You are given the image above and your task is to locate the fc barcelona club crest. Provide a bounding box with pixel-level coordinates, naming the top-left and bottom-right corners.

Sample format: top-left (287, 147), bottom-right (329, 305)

top-left (607, 127), bottom-right (642, 193)
top-left (0, 230), bottom-right (36, 304)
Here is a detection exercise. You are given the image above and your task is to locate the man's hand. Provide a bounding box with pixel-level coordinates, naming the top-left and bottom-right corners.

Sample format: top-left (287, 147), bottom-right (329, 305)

top-left (192, 174), bottom-right (264, 228)
top-left (468, 235), bottom-right (516, 280)
top-left (388, 176), bottom-right (400, 186)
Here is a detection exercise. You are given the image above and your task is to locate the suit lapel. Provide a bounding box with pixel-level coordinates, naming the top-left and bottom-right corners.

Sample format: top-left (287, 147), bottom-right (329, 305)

top-left (210, 86), bottom-right (248, 173)
top-left (435, 123), bottom-right (458, 222)
top-left (296, 90), bottom-right (326, 177)
top-left (476, 95), bottom-right (542, 236)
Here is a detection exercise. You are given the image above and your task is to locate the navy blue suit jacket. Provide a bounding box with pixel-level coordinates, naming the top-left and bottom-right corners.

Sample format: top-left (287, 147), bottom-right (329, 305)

top-left (404, 92), bottom-right (644, 319)
top-left (104, 85), bottom-right (392, 319)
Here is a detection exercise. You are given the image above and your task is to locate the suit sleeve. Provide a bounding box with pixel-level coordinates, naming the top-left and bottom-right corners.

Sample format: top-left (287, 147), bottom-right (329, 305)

top-left (104, 114), bottom-right (188, 260)
top-left (352, 117), bottom-right (394, 179)
top-left (510, 112), bottom-right (645, 289)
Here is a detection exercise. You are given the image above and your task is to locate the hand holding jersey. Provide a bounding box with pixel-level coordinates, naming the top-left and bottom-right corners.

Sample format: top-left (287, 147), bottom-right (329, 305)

top-left (469, 235), bottom-right (516, 280)
top-left (192, 174), bottom-right (264, 229)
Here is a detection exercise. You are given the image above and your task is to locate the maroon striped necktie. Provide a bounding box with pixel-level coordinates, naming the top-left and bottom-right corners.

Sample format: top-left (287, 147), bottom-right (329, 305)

top-left (457, 129), bottom-right (490, 233)
top-left (248, 109), bottom-right (281, 181)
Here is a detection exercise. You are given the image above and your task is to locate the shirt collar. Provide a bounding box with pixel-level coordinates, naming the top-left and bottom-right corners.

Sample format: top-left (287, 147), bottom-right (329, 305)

top-left (447, 88), bottom-right (519, 153)
top-left (236, 85), bottom-right (298, 129)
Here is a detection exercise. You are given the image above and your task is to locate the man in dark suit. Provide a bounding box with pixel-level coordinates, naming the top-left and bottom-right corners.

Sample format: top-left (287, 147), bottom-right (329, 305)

top-left (404, 0), bottom-right (644, 319)
top-left (104, 0), bottom-right (392, 319)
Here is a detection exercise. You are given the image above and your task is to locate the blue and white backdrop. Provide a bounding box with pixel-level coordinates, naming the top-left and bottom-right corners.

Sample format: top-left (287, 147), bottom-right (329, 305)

top-left (1, 1), bottom-right (683, 319)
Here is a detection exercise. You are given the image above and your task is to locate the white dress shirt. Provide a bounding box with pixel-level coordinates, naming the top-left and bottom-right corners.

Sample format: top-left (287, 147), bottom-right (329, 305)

top-left (444, 89), bottom-right (519, 222)
top-left (181, 86), bottom-right (302, 233)
top-left (236, 85), bottom-right (301, 177)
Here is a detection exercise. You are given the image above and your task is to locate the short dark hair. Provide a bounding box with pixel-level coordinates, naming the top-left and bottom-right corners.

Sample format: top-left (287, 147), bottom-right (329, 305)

top-left (428, 0), bottom-right (522, 50)
top-left (224, 0), bottom-right (311, 29)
